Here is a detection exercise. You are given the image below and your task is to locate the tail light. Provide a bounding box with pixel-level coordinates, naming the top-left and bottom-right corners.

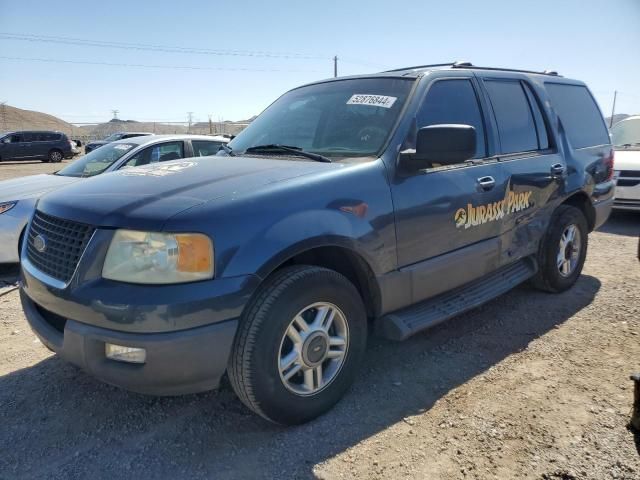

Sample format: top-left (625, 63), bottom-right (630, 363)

top-left (604, 149), bottom-right (615, 181)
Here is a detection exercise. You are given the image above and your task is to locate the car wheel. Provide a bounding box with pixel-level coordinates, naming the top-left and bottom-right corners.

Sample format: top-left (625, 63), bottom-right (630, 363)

top-left (531, 205), bottom-right (588, 293)
top-left (48, 149), bottom-right (63, 163)
top-left (228, 265), bottom-right (367, 425)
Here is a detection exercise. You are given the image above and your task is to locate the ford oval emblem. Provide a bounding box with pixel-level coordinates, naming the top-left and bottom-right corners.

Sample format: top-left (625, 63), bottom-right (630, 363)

top-left (33, 234), bottom-right (47, 253)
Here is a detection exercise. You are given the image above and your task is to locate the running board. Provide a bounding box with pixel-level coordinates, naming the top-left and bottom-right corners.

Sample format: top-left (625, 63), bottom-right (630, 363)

top-left (376, 258), bottom-right (537, 341)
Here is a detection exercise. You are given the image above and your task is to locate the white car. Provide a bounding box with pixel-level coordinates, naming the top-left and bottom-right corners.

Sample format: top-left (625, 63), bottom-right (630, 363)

top-left (0, 134), bottom-right (229, 266)
top-left (611, 116), bottom-right (640, 211)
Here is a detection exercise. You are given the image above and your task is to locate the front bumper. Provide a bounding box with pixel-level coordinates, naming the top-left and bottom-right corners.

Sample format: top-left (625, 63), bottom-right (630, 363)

top-left (21, 290), bottom-right (237, 395)
top-left (613, 183), bottom-right (640, 211)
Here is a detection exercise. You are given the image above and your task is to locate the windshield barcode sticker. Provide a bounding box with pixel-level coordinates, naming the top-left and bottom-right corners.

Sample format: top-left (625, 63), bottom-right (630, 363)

top-left (347, 94), bottom-right (397, 108)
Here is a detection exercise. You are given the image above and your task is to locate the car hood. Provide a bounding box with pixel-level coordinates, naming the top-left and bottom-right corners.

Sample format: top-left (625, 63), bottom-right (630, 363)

top-left (0, 174), bottom-right (80, 202)
top-left (37, 156), bottom-right (343, 230)
top-left (615, 150), bottom-right (640, 171)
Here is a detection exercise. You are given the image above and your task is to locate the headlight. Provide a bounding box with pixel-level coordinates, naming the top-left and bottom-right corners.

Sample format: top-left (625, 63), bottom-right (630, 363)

top-left (102, 230), bottom-right (214, 284)
top-left (0, 201), bottom-right (17, 215)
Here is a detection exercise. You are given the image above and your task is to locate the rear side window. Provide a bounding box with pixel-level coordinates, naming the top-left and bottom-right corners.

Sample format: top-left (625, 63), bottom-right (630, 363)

top-left (417, 79), bottom-right (486, 158)
top-left (192, 140), bottom-right (222, 156)
top-left (484, 80), bottom-right (538, 154)
top-left (545, 83), bottom-right (609, 149)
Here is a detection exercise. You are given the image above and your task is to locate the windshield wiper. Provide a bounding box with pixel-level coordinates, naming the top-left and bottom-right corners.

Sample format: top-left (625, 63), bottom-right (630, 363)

top-left (243, 144), bottom-right (332, 163)
top-left (220, 143), bottom-right (236, 156)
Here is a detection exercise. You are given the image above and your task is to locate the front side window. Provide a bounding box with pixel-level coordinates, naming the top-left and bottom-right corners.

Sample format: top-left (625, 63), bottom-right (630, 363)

top-left (484, 80), bottom-right (538, 154)
top-left (228, 77), bottom-right (414, 159)
top-left (192, 140), bottom-right (222, 156)
top-left (9, 134), bottom-right (23, 143)
top-left (416, 79), bottom-right (486, 159)
top-left (56, 142), bottom-right (137, 177)
top-left (123, 141), bottom-right (184, 167)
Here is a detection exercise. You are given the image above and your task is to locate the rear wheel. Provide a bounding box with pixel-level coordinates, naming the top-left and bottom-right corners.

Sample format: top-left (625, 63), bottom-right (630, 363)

top-left (531, 205), bottom-right (588, 292)
top-left (228, 265), bottom-right (367, 425)
top-left (47, 149), bottom-right (63, 163)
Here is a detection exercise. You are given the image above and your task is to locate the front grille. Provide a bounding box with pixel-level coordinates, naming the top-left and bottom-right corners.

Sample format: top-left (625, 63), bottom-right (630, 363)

top-left (26, 211), bottom-right (95, 283)
top-left (620, 170), bottom-right (640, 178)
top-left (617, 179), bottom-right (640, 187)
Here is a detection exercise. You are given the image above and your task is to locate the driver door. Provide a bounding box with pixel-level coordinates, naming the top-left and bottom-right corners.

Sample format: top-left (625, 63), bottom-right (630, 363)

top-left (390, 77), bottom-right (507, 303)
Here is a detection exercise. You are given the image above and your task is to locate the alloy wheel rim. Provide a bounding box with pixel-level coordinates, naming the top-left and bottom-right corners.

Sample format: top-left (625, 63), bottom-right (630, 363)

top-left (51, 151), bottom-right (62, 161)
top-left (278, 302), bottom-right (349, 396)
top-left (557, 224), bottom-right (581, 277)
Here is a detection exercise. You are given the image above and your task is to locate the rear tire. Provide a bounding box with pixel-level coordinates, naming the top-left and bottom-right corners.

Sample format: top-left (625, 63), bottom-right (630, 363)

top-left (228, 265), bottom-right (367, 425)
top-left (48, 149), bottom-right (63, 163)
top-left (531, 205), bottom-right (588, 293)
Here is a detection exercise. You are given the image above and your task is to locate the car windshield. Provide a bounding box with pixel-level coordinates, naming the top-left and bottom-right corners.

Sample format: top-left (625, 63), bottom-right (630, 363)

top-left (611, 120), bottom-right (640, 149)
top-left (56, 142), bottom-right (137, 177)
top-left (103, 133), bottom-right (123, 142)
top-left (227, 77), bottom-right (414, 159)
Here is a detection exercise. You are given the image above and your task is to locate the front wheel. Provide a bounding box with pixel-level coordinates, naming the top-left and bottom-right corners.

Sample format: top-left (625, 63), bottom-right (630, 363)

top-left (228, 265), bottom-right (367, 425)
top-left (531, 205), bottom-right (589, 292)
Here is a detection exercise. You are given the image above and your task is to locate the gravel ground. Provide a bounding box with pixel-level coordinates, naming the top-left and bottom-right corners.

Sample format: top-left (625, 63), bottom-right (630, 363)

top-left (0, 161), bottom-right (639, 479)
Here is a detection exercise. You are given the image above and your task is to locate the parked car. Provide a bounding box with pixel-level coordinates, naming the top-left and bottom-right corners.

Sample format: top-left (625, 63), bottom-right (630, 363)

top-left (84, 132), bottom-right (153, 154)
top-left (0, 134), bottom-right (229, 267)
top-left (19, 63), bottom-right (614, 425)
top-left (0, 131), bottom-right (74, 163)
top-left (611, 116), bottom-right (640, 211)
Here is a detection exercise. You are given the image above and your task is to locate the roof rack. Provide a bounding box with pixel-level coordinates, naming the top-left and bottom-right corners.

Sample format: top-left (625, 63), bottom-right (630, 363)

top-left (383, 62), bottom-right (561, 77)
top-left (451, 63), bottom-right (561, 76)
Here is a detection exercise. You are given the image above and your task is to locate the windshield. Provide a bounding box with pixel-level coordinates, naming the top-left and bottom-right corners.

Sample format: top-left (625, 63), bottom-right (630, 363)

top-left (56, 142), bottom-right (137, 177)
top-left (103, 133), bottom-right (123, 142)
top-left (228, 77), bottom-right (413, 159)
top-left (611, 120), bottom-right (640, 149)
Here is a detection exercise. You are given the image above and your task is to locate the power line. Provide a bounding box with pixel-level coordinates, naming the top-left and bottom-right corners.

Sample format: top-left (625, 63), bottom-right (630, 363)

top-left (0, 56), bottom-right (321, 73)
top-left (0, 32), bottom-right (327, 60)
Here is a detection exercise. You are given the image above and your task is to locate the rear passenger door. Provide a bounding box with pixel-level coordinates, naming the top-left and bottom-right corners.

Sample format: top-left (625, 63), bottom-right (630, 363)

top-left (191, 140), bottom-right (223, 157)
top-left (477, 75), bottom-right (564, 263)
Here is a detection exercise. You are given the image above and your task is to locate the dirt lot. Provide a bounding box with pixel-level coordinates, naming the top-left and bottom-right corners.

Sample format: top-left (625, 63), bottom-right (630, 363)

top-left (0, 161), bottom-right (639, 479)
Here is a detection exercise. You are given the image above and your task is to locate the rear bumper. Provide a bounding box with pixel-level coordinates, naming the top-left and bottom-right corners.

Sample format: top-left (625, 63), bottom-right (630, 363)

top-left (614, 181), bottom-right (640, 211)
top-left (593, 197), bottom-right (614, 230)
top-left (21, 289), bottom-right (238, 395)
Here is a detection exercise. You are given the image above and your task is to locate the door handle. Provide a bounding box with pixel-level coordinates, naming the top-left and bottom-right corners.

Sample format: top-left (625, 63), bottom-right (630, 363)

top-left (551, 163), bottom-right (565, 176)
top-left (477, 176), bottom-right (496, 191)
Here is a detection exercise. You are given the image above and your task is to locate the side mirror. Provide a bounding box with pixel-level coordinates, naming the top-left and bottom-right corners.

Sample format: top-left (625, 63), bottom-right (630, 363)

top-left (400, 124), bottom-right (476, 172)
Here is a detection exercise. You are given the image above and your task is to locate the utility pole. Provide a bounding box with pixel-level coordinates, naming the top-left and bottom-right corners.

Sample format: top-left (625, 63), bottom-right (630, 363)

top-left (208, 114), bottom-right (213, 135)
top-left (187, 112), bottom-right (194, 133)
top-left (0, 101), bottom-right (7, 130)
top-left (111, 109), bottom-right (119, 120)
top-left (333, 55), bottom-right (338, 78)
top-left (609, 91), bottom-right (618, 128)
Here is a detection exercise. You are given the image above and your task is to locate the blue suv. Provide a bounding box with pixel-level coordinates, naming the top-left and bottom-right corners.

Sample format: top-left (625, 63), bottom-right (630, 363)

top-left (19, 63), bottom-right (615, 424)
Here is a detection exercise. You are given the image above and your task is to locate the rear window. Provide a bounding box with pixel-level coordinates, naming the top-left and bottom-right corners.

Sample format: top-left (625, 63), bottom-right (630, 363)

top-left (545, 83), bottom-right (609, 149)
top-left (484, 80), bottom-right (538, 154)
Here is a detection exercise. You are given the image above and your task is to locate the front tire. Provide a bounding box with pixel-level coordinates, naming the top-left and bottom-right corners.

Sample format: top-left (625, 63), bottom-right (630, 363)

top-left (228, 265), bottom-right (367, 425)
top-left (531, 205), bottom-right (588, 292)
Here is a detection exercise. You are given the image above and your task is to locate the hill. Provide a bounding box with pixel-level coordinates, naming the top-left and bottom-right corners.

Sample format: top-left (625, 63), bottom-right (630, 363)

top-left (0, 104), bottom-right (85, 137)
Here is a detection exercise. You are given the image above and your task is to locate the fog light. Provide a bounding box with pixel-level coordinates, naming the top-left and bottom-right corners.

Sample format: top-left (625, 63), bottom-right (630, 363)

top-left (105, 343), bottom-right (146, 364)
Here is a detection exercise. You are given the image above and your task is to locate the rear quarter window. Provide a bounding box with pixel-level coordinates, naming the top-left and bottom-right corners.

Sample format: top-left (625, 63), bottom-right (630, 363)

top-left (545, 83), bottom-right (610, 149)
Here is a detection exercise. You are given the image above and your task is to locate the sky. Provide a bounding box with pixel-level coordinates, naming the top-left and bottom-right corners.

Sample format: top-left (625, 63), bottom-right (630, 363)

top-left (0, 0), bottom-right (639, 125)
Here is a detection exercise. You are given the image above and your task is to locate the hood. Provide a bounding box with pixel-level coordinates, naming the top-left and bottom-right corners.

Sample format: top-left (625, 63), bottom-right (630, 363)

top-left (614, 150), bottom-right (640, 171)
top-left (38, 156), bottom-right (342, 230)
top-left (0, 174), bottom-right (79, 202)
